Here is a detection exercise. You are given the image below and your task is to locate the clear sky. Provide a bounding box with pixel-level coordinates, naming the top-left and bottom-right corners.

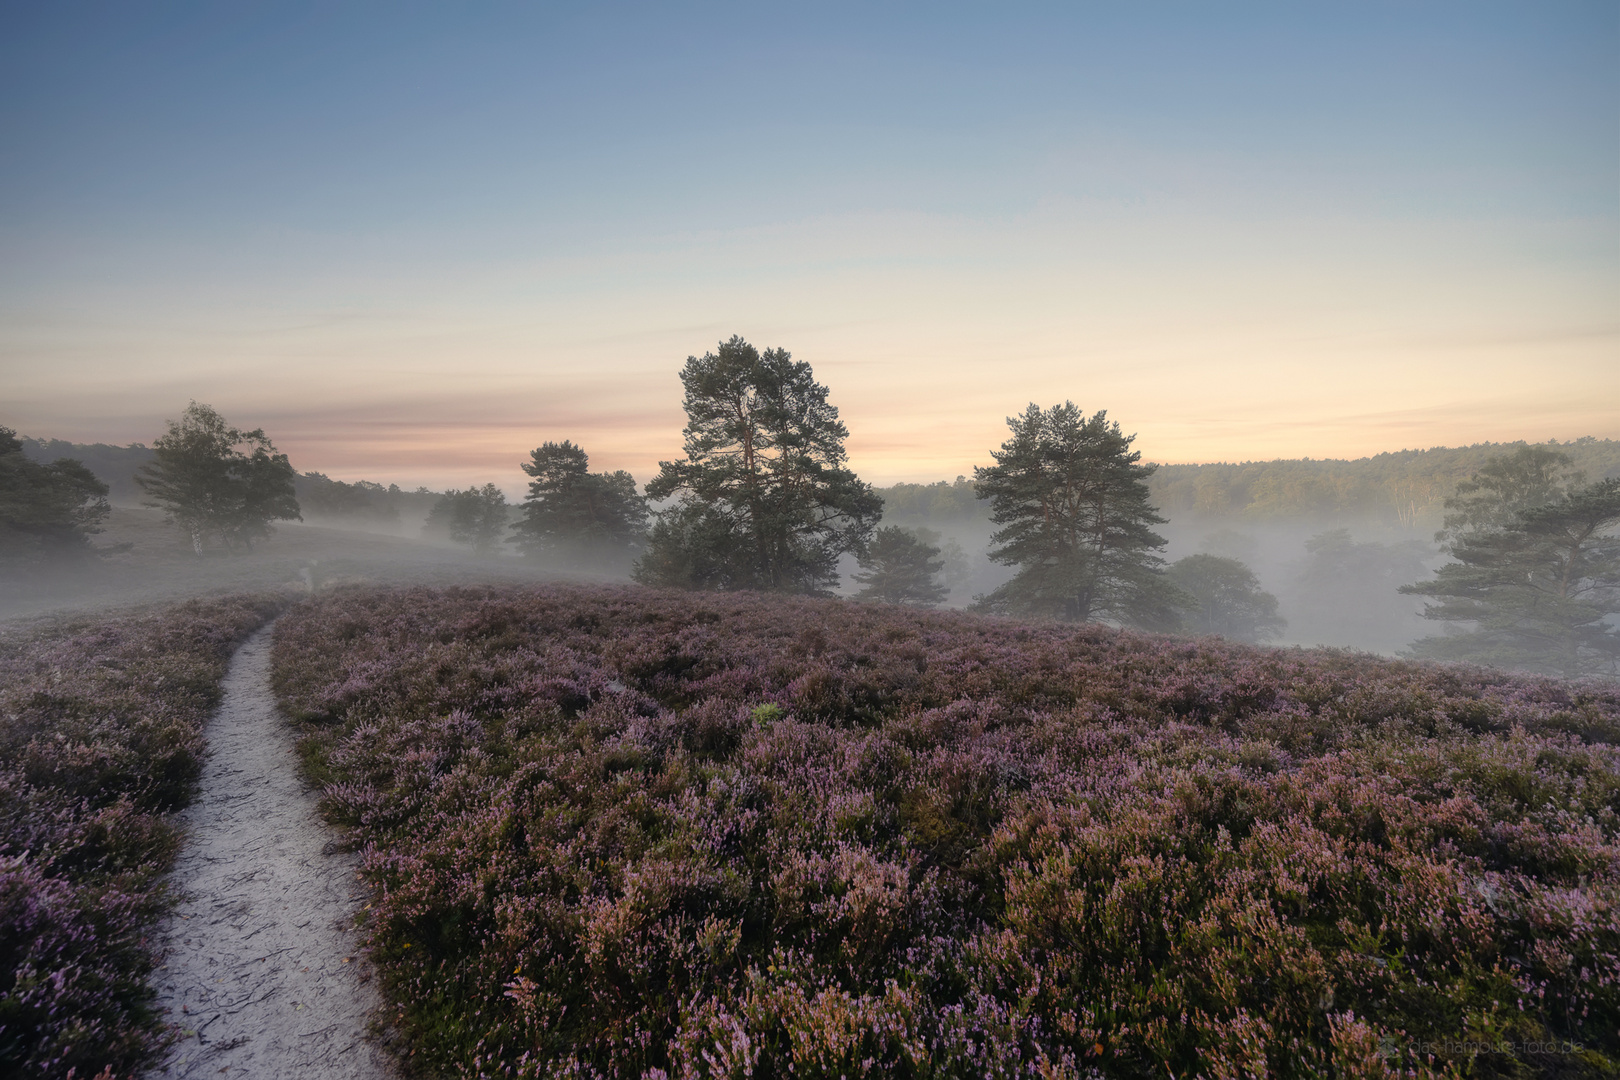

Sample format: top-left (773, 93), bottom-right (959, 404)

top-left (3, 2), bottom-right (1616, 492)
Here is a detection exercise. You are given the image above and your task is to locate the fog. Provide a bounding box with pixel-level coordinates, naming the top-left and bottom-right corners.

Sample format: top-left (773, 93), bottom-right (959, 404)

top-left (9, 437), bottom-right (1618, 662)
top-left (0, 504), bottom-right (599, 625)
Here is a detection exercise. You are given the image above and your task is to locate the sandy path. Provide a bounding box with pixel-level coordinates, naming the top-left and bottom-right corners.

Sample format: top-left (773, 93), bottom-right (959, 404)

top-left (147, 625), bottom-right (397, 1079)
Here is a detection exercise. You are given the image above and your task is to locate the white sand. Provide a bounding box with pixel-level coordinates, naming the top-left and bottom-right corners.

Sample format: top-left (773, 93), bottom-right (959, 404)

top-left (146, 625), bottom-right (398, 1079)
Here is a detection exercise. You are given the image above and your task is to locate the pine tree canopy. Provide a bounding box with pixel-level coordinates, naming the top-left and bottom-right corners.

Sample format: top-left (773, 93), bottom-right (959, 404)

top-left (0, 426), bottom-right (111, 562)
top-left (1404, 475), bottom-right (1620, 678)
top-left (635, 336), bottom-right (880, 594)
top-left (973, 403), bottom-right (1179, 628)
top-left (852, 527), bottom-right (949, 606)
top-left (511, 440), bottom-right (647, 564)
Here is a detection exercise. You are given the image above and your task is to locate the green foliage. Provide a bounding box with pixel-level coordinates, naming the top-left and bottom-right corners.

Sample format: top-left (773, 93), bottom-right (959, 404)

top-left (973, 403), bottom-right (1179, 628)
top-left (427, 483), bottom-right (510, 556)
top-left (1166, 553), bottom-right (1285, 642)
top-left (852, 526), bottom-right (949, 606)
top-left (874, 476), bottom-right (981, 524)
top-left (1404, 477), bottom-right (1620, 678)
top-left (510, 440), bottom-right (647, 566)
top-left (135, 402), bottom-right (301, 554)
top-left (0, 427), bottom-right (111, 563)
top-left (636, 336), bottom-right (881, 594)
top-left (1435, 444), bottom-right (1586, 548)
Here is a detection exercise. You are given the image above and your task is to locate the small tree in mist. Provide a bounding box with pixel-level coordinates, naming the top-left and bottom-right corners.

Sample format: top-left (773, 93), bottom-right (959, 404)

top-left (1403, 476), bottom-right (1620, 678)
top-left (972, 403), bottom-right (1180, 628)
top-left (427, 484), bottom-right (510, 556)
top-left (511, 441), bottom-right (647, 567)
top-left (0, 426), bottom-right (111, 563)
top-left (852, 526), bottom-right (949, 606)
top-left (635, 336), bottom-right (881, 594)
top-left (137, 402), bottom-right (300, 554)
top-left (1166, 554), bottom-right (1285, 642)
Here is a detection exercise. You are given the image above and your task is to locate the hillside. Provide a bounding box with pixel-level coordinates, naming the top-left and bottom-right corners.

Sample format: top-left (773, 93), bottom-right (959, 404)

top-left (272, 582), bottom-right (1620, 1078)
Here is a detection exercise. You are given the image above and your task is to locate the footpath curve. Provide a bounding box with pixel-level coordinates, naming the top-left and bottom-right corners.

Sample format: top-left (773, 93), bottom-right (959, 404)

top-left (147, 624), bottom-right (396, 1079)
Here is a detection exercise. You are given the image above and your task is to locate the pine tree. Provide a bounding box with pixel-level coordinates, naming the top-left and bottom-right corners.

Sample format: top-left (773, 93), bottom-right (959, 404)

top-left (1435, 444), bottom-right (1582, 547)
top-left (972, 403), bottom-right (1179, 627)
top-left (511, 441), bottom-right (646, 566)
top-left (852, 527), bottom-right (949, 606)
top-left (1403, 478), bottom-right (1620, 678)
top-left (635, 337), bottom-right (880, 594)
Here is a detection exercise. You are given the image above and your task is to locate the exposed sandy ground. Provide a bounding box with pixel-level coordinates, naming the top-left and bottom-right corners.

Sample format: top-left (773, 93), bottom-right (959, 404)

top-left (146, 625), bottom-right (398, 1080)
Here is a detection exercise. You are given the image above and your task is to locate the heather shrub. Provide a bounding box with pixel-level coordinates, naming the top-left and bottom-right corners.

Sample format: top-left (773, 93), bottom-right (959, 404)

top-left (0, 596), bottom-right (281, 1078)
top-left (273, 584), bottom-right (1620, 1078)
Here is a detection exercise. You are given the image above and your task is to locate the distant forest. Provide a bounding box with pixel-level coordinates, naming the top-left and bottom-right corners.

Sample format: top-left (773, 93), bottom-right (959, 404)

top-left (17, 437), bottom-right (443, 528)
top-left (20, 433), bottom-right (1620, 534)
top-left (875, 438), bottom-right (1620, 532)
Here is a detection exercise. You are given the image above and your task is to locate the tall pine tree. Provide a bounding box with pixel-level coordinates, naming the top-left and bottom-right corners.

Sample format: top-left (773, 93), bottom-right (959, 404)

top-left (973, 403), bottom-right (1180, 627)
top-left (1403, 477), bottom-right (1620, 678)
top-left (635, 336), bottom-right (880, 594)
top-left (511, 440), bottom-right (647, 567)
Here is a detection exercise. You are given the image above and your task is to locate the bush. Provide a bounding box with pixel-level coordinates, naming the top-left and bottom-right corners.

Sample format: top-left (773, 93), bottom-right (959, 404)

top-left (273, 584), bottom-right (1620, 1078)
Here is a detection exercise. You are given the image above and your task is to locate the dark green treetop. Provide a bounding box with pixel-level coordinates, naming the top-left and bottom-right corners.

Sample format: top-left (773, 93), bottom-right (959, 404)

top-left (426, 483), bottom-right (509, 556)
top-left (972, 403), bottom-right (1180, 628)
top-left (0, 426), bottom-right (111, 562)
top-left (1403, 477), bottom-right (1620, 678)
top-left (852, 526), bottom-right (949, 607)
top-left (635, 336), bottom-right (881, 594)
top-left (511, 441), bottom-right (647, 565)
top-left (1435, 444), bottom-right (1583, 549)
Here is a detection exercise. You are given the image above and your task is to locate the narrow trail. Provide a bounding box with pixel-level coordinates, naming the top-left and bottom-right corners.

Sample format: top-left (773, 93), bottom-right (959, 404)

top-left (147, 625), bottom-right (397, 1079)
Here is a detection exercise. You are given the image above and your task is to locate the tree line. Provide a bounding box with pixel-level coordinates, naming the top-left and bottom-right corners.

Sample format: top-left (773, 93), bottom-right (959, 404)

top-left (4, 337), bottom-right (1616, 676)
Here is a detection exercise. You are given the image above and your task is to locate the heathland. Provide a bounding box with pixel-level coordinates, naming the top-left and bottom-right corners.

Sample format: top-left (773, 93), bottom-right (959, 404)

top-left (264, 583), bottom-right (1618, 1078)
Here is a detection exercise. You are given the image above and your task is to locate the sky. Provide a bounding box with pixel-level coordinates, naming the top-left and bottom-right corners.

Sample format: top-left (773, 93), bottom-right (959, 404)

top-left (2, 2), bottom-right (1616, 493)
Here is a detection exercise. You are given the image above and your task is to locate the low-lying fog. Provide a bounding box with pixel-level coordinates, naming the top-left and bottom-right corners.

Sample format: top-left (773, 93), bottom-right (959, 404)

top-left (5, 497), bottom-right (1442, 661)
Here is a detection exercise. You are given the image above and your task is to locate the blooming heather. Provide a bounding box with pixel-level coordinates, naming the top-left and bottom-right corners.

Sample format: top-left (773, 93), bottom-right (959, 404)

top-left (273, 584), bottom-right (1620, 1079)
top-left (0, 596), bottom-right (282, 1078)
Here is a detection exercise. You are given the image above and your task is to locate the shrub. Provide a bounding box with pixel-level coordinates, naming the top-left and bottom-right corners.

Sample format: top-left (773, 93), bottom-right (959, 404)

top-left (274, 584), bottom-right (1620, 1078)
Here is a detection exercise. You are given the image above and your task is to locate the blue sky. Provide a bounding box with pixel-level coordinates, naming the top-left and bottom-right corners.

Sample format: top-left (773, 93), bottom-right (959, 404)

top-left (3, 2), bottom-right (1615, 489)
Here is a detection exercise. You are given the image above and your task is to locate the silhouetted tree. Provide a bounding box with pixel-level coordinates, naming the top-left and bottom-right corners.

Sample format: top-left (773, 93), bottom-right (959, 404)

top-left (136, 403), bottom-right (299, 554)
top-left (1403, 478), bottom-right (1620, 677)
top-left (852, 527), bottom-right (948, 606)
top-left (511, 441), bottom-right (647, 566)
top-left (635, 336), bottom-right (881, 594)
top-left (427, 484), bottom-right (509, 556)
top-left (0, 427), bottom-right (111, 562)
top-left (1166, 554), bottom-right (1285, 642)
top-left (972, 404), bottom-right (1179, 628)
